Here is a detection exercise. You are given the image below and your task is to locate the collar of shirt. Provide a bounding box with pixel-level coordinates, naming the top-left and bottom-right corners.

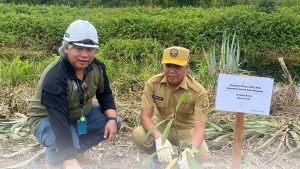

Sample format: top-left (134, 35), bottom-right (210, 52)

top-left (62, 57), bottom-right (94, 80)
top-left (160, 75), bottom-right (188, 91)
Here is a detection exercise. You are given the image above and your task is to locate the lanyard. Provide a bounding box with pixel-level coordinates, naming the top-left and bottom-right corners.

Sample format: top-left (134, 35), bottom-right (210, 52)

top-left (75, 80), bottom-right (84, 113)
top-left (75, 80), bottom-right (87, 134)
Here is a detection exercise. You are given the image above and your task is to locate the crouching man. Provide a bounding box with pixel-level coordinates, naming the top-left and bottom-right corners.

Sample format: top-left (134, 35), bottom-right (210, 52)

top-left (133, 46), bottom-right (210, 169)
top-left (27, 20), bottom-right (121, 169)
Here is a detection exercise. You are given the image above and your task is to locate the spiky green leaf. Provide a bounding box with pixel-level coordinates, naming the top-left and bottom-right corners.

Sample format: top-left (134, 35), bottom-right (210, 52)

top-left (175, 93), bottom-right (189, 112)
top-left (162, 120), bottom-right (173, 145)
top-left (186, 150), bottom-right (204, 169)
top-left (142, 119), bottom-right (168, 142)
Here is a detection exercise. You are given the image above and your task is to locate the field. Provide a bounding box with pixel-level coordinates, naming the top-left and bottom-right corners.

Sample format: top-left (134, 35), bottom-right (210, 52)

top-left (0, 83), bottom-right (299, 169)
top-left (1, 2), bottom-right (300, 169)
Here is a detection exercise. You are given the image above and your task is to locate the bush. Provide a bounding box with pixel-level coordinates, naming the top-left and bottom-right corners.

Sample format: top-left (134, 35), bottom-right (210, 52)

top-left (1, 4), bottom-right (300, 57)
top-left (100, 38), bottom-right (162, 63)
top-left (240, 54), bottom-right (300, 82)
top-left (0, 4), bottom-right (299, 82)
top-left (256, 0), bottom-right (278, 13)
top-left (0, 55), bottom-right (58, 86)
top-left (97, 38), bottom-right (163, 93)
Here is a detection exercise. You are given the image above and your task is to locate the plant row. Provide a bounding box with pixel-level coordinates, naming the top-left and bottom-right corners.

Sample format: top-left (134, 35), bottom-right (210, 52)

top-left (1, 4), bottom-right (300, 55)
top-left (1, 0), bottom-right (300, 8)
top-left (0, 3), bottom-right (300, 82)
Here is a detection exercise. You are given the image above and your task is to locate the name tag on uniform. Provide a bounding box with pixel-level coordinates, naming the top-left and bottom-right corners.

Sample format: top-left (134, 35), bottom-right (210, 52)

top-left (152, 95), bottom-right (163, 100)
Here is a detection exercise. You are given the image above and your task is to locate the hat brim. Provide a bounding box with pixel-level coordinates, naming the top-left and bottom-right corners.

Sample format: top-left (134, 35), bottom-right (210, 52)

top-left (161, 59), bottom-right (187, 66)
top-left (72, 43), bottom-right (99, 48)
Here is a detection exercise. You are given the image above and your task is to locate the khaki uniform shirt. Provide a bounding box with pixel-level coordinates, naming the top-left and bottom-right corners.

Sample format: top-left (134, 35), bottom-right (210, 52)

top-left (141, 73), bottom-right (209, 129)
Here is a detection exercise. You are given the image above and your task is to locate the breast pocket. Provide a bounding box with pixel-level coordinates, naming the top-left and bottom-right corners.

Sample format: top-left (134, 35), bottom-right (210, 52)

top-left (154, 99), bottom-right (170, 116)
top-left (178, 101), bottom-right (194, 114)
top-left (154, 99), bottom-right (165, 109)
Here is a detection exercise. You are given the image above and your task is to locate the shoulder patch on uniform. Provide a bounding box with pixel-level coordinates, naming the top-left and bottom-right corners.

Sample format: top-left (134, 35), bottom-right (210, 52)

top-left (186, 74), bottom-right (203, 92)
top-left (149, 73), bottom-right (164, 83)
top-left (152, 95), bottom-right (163, 100)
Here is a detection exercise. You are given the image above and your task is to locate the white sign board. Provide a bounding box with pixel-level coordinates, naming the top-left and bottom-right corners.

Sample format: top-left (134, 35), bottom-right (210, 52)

top-left (215, 74), bottom-right (274, 115)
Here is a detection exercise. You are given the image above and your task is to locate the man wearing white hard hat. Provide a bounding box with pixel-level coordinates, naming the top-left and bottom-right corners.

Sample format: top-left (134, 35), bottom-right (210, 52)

top-left (27, 20), bottom-right (121, 169)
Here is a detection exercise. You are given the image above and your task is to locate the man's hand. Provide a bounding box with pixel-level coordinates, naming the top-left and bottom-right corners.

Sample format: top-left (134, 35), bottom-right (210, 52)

top-left (155, 137), bottom-right (174, 163)
top-left (64, 159), bottom-right (82, 169)
top-left (104, 119), bottom-right (117, 142)
top-left (178, 148), bottom-right (194, 169)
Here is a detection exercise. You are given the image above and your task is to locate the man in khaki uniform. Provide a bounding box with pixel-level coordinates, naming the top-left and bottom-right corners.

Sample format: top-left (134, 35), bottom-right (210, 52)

top-left (132, 46), bottom-right (210, 169)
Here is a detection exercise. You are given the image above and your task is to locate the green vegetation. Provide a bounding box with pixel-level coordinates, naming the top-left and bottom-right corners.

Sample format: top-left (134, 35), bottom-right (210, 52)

top-left (0, 55), bottom-right (58, 86)
top-left (97, 38), bottom-right (162, 92)
top-left (0, 3), bottom-right (299, 167)
top-left (241, 55), bottom-right (300, 82)
top-left (1, 0), bottom-right (300, 8)
top-left (0, 0), bottom-right (275, 7)
top-left (1, 4), bottom-right (300, 54)
top-left (200, 31), bottom-right (242, 90)
top-left (0, 3), bottom-right (300, 83)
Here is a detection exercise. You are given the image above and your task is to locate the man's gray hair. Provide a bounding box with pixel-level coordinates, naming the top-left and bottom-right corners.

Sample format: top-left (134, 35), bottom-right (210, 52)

top-left (58, 40), bottom-right (70, 58)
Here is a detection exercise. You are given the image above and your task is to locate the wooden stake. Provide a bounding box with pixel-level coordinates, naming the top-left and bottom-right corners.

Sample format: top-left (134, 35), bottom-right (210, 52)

top-left (232, 113), bottom-right (245, 169)
top-left (278, 57), bottom-right (293, 85)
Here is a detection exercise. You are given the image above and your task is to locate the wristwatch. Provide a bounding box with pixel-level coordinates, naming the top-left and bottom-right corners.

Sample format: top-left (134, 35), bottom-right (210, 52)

top-left (108, 116), bottom-right (118, 122)
top-left (181, 144), bottom-right (196, 151)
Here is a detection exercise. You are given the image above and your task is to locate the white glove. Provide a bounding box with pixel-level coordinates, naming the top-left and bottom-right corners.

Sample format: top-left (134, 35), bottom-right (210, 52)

top-left (178, 148), bottom-right (194, 169)
top-left (155, 137), bottom-right (174, 163)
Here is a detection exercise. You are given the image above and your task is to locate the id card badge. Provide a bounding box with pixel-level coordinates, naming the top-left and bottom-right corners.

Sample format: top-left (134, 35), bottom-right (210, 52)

top-left (77, 116), bottom-right (87, 135)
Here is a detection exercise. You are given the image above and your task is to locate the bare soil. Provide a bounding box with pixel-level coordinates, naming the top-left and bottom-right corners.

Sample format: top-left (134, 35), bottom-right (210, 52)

top-left (1, 131), bottom-right (300, 169)
top-left (1, 85), bottom-right (300, 169)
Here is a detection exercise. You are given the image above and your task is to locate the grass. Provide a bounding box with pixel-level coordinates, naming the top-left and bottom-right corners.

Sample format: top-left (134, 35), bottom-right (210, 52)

top-left (0, 31), bottom-right (300, 169)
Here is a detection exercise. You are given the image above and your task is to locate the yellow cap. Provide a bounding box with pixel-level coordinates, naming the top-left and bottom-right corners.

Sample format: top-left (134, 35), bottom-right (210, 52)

top-left (162, 46), bottom-right (189, 66)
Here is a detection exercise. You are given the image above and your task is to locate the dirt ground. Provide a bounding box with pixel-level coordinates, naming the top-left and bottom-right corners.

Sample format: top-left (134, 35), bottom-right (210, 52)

top-left (1, 114), bottom-right (300, 169)
top-left (0, 85), bottom-right (300, 169)
top-left (1, 130), bottom-right (300, 169)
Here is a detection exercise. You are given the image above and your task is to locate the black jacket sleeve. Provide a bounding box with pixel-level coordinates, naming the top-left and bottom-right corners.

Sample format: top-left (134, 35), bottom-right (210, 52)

top-left (41, 74), bottom-right (76, 160)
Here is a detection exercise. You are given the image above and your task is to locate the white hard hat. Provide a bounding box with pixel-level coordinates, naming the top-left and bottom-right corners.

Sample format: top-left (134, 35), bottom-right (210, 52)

top-left (63, 20), bottom-right (99, 48)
